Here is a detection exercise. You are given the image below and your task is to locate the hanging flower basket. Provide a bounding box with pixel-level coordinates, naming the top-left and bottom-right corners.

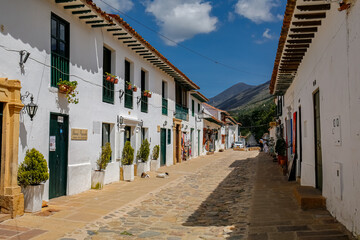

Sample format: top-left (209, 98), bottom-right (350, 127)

top-left (133, 86), bottom-right (137, 92)
top-left (147, 92), bottom-right (152, 98)
top-left (105, 73), bottom-right (118, 84)
top-left (57, 79), bottom-right (79, 104)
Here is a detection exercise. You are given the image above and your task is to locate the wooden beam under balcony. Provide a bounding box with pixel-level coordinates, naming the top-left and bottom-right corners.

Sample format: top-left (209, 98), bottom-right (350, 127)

top-left (131, 47), bottom-right (145, 50)
top-left (297, 4), bottom-right (330, 11)
top-left (139, 53), bottom-right (152, 56)
top-left (286, 44), bottom-right (309, 48)
top-left (294, 13), bottom-right (326, 20)
top-left (118, 37), bottom-right (132, 40)
top-left (64, 4), bottom-right (85, 9)
top-left (91, 24), bottom-right (115, 28)
top-left (113, 33), bottom-right (127, 36)
top-left (290, 27), bottom-right (317, 33)
top-left (123, 40), bottom-right (136, 43)
top-left (128, 44), bottom-right (141, 47)
top-left (292, 20), bottom-right (321, 26)
top-left (289, 33), bottom-right (315, 39)
top-left (79, 15), bottom-right (97, 19)
top-left (72, 10), bottom-right (91, 15)
top-left (287, 39), bottom-right (312, 44)
top-left (85, 20), bottom-right (104, 24)
top-left (107, 28), bottom-right (122, 31)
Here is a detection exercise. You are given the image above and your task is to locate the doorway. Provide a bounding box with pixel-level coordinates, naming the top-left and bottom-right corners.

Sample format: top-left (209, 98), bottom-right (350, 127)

top-left (160, 128), bottom-right (166, 166)
top-left (198, 130), bottom-right (200, 156)
top-left (175, 124), bottom-right (180, 163)
top-left (124, 126), bottom-right (131, 145)
top-left (313, 90), bottom-right (323, 190)
top-left (49, 113), bottom-right (69, 199)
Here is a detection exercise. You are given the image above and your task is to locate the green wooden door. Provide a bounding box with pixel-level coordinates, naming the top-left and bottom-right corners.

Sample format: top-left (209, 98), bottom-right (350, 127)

top-left (160, 128), bottom-right (166, 166)
top-left (49, 113), bottom-right (68, 199)
top-left (313, 90), bottom-right (323, 191)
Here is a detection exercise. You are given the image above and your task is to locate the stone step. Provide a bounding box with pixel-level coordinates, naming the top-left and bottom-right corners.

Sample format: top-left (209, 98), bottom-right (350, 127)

top-left (0, 214), bottom-right (10, 223)
top-left (293, 186), bottom-right (326, 210)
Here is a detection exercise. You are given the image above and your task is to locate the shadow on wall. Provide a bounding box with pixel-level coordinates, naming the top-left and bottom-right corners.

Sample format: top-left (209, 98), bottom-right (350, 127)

top-left (183, 156), bottom-right (259, 239)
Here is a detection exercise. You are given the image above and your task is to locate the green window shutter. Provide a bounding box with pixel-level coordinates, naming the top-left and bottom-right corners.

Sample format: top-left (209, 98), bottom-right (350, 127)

top-left (192, 100), bottom-right (195, 117)
top-left (124, 60), bottom-right (133, 109)
top-left (198, 103), bottom-right (200, 113)
top-left (51, 14), bottom-right (69, 87)
top-left (167, 129), bottom-right (171, 144)
top-left (162, 98), bottom-right (168, 115)
top-left (140, 70), bottom-right (147, 112)
top-left (102, 47), bottom-right (114, 104)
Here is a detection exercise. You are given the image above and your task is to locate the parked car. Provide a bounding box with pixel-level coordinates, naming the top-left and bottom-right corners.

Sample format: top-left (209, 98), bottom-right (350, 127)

top-left (233, 141), bottom-right (244, 148)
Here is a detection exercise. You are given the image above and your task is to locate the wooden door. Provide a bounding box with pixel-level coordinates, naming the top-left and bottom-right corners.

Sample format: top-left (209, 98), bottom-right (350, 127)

top-left (49, 113), bottom-right (68, 199)
top-left (160, 128), bottom-right (166, 166)
top-left (313, 90), bottom-right (323, 190)
top-left (124, 126), bottom-right (131, 146)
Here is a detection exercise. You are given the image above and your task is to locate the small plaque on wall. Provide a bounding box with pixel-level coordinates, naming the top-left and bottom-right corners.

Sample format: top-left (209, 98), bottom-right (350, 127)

top-left (71, 129), bottom-right (88, 141)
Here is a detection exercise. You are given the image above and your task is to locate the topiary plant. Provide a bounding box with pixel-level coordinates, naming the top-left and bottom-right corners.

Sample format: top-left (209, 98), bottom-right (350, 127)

top-left (97, 142), bottom-right (112, 171)
top-left (122, 141), bottom-right (134, 165)
top-left (275, 138), bottom-right (286, 156)
top-left (136, 139), bottom-right (150, 163)
top-left (18, 148), bottom-right (49, 187)
top-left (152, 145), bottom-right (160, 160)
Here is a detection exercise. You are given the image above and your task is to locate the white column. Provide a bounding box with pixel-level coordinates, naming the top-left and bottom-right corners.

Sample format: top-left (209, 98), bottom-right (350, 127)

top-left (135, 126), bottom-right (141, 163)
top-left (119, 124), bottom-right (125, 162)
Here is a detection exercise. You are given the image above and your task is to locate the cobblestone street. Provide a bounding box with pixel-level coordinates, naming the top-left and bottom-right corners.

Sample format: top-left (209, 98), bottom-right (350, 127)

top-left (63, 151), bottom-right (354, 240)
top-left (0, 151), bottom-right (355, 239)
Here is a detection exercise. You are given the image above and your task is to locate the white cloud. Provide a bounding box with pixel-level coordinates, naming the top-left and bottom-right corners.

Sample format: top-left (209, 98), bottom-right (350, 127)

top-left (234, 0), bottom-right (280, 24)
top-left (228, 12), bottom-right (235, 22)
top-left (145, 0), bottom-right (218, 46)
top-left (262, 28), bottom-right (273, 39)
top-left (255, 28), bottom-right (275, 44)
top-left (93, 0), bottom-right (134, 13)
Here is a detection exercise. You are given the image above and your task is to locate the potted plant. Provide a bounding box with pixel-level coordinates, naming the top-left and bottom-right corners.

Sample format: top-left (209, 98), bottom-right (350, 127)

top-left (105, 72), bottom-right (111, 82)
top-left (150, 145), bottom-right (160, 171)
top-left (126, 81), bottom-right (132, 90)
top-left (91, 142), bottom-right (112, 190)
top-left (18, 148), bottom-right (49, 213)
top-left (121, 141), bottom-right (134, 181)
top-left (143, 90), bottom-right (149, 97)
top-left (57, 79), bottom-right (79, 104)
top-left (275, 138), bottom-right (287, 165)
top-left (133, 85), bottom-right (137, 92)
top-left (136, 139), bottom-right (150, 176)
top-left (147, 91), bottom-right (152, 98)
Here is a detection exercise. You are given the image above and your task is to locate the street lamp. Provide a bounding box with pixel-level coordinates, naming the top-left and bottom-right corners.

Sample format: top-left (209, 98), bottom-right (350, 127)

top-left (26, 96), bottom-right (38, 121)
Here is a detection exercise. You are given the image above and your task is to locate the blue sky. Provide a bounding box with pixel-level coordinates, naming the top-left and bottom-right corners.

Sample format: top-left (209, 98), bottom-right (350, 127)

top-left (94, 0), bottom-right (286, 98)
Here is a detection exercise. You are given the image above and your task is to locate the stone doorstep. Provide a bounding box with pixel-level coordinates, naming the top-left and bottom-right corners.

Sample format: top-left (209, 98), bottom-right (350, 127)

top-left (0, 214), bottom-right (10, 223)
top-left (293, 186), bottom-right (326, 210)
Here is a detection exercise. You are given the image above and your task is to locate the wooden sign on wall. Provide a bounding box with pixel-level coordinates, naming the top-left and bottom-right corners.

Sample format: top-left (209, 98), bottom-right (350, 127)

top-left (71, 128), bottom-right (88, 141)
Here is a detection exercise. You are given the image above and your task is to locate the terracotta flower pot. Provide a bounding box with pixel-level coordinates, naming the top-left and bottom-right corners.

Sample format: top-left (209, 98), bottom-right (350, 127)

top-left (127, 85), bottom-right (132, 90)
top-left (278, 155), bottom-right (286, 165)
top-left (143, 92), bottom-right (148, 97)
top-left (114, 78), bottom-right (118, 84)
top-left (133, 86), bottom-right (137, 92)
top-left (148, 93), bottom-right (152, 98)
top-left (106, 76), bottom-right (111, 81)
top-left (110, 77), bottom-right (115, 83)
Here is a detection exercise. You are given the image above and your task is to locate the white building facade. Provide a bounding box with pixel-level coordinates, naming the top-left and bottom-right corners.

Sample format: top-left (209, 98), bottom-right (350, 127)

top-left (0, 0), bottom-right (202, 205)
top-left (270, 0), bottom-right (360, 235)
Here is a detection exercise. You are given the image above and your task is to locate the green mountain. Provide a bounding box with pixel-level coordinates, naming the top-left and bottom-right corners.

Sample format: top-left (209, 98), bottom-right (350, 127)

top-left (208, 80), bottom-right (272, 112)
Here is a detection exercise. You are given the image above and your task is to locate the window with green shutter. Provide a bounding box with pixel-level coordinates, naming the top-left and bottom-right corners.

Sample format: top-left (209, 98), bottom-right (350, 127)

top-left (140, 70), bottom-right (148, 113)
top-left (51, 13), bottom-right (69, 87)
top-left (192, 100), bottom-right (195, 117)
top-left (198, 103), bottom-right (201, 113)
top-left (102, 47), bottom-right (114, 104)
top-left (124, 60), bottom-right (133, 109)
top-left (167, 129), bottom-right (171, 144)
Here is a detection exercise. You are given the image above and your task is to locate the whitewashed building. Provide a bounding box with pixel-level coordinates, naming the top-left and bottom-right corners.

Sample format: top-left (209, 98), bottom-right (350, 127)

top-left (0, 0), bottom-right (203, 212)
top-left (270, 0), bottom-right (360, 235)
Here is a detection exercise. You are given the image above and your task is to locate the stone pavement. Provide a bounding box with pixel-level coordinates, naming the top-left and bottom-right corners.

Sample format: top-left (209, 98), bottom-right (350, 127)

top-left (0, 150), bottom-right (355, 239)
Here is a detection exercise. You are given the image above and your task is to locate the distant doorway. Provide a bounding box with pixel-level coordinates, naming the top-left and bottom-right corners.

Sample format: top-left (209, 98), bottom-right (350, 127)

top-left (313, 90), bottom-right (323, 191)
top-left (0, 103), bottom-right (3, 174)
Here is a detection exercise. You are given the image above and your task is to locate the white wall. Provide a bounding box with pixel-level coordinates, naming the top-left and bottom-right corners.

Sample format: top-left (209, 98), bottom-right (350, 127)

top-left (277, 2), bottom-right (360, 235)
top-left (0, 0), bottom-right (182, 199)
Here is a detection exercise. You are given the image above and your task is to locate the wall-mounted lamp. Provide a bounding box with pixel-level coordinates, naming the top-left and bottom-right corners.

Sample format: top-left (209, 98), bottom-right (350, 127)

top-left (19, 50), bottom-right (30, 67)
top-left (119, 90), bottom-right (125, 102)
top-left (163, 121), bottom-right (167, 127)
top-left (137, 96), bottom-right (142, 105)
top-left (138, 120), bottom-right (143, 128)
top-left (21, 91), bottom-right (38, 121)
top-left (117, 115), bottom-right (124, 129)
